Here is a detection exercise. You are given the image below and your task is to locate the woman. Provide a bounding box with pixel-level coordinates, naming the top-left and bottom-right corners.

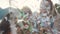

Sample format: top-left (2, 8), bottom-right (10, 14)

top-left (40, 0), bottom-right (53, 34)
top-left (0, 13), bottom-right (11, 34)
top-left (40, 0), bottom-right (53, 15)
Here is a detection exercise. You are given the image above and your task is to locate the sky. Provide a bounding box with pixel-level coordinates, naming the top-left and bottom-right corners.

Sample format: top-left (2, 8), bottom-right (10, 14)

top-left (0, 0), bottom-right (59, 12)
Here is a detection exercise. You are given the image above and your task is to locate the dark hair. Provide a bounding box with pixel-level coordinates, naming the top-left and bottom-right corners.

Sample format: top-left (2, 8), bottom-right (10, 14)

top-left (6, 13), bottom-right (10, 20)
top-left (0, 19), bottom-right (10, 34)
top-left (47, 0), bottom-right (53, 11)
top-left (46, 0), bottom-right (53, 15)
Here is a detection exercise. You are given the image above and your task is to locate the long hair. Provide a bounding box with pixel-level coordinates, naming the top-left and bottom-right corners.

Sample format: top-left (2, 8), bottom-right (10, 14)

top-left (46, 0), bottom-right (53, 15)
top-left (46, 0), bottom-right (53, 11)
top-left (0, 13), bottom-right (11, 34)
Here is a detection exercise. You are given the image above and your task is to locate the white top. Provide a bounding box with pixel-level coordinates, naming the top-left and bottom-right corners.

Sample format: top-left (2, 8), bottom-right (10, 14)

top-left (9, 20), bottom-right (17, 34)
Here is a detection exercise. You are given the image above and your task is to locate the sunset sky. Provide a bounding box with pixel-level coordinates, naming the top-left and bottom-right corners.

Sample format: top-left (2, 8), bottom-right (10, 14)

top-left (0, 0), bottom-right (59, 12)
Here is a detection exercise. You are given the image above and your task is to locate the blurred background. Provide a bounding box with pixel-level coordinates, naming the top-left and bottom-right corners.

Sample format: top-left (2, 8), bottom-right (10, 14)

top-left (0, 0), bottom-right (60, 19)
top-left (0, 0), bottom-right (60, 34)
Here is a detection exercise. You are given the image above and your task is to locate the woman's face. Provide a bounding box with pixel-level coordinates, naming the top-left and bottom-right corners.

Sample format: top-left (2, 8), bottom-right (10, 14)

top-left (45, 1), bottom-right (50, 6)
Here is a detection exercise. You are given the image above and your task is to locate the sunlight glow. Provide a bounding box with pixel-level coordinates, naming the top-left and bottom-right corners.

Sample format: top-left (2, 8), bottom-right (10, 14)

top-left (0, 0), bottom-right (59, 12)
